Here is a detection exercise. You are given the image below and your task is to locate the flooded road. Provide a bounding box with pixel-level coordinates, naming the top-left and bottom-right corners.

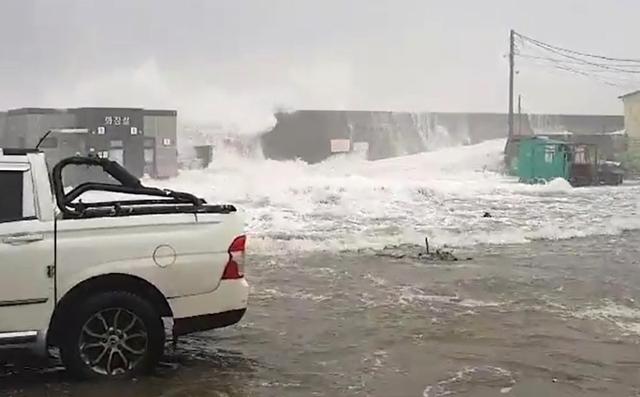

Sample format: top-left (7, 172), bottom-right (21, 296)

top-left (3, 232), bottom-right (640, 396)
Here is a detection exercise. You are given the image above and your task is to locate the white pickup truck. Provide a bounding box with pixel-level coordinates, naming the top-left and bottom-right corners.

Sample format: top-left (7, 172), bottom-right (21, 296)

top-left (0, 148), bottom-right (249, 379)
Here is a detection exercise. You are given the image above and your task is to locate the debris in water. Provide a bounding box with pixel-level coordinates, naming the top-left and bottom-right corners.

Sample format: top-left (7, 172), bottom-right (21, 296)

top-left (483, 211), bottom-right (492, 218)
top-left (375, 238), bottom-right (472, 262)
top-left (419, 248), bottom-right (459, 261)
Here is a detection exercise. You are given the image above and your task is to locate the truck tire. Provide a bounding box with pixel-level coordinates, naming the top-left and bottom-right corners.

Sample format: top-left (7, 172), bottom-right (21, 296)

top-left (59, 291), bottom-right (165, 379)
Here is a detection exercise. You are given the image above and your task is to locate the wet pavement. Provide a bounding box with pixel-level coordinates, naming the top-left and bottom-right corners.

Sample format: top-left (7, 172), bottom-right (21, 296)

top-left (3, 232), bottom-right (640, 396)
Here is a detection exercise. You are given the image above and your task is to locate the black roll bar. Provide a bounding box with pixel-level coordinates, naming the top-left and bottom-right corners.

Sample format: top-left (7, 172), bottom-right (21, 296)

top-left (51, 156), bottom-right (204, 218)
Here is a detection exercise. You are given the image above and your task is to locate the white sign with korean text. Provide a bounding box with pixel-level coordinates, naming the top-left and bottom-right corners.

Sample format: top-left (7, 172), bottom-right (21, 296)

top-left (104, 116), bottom-right (131, 126)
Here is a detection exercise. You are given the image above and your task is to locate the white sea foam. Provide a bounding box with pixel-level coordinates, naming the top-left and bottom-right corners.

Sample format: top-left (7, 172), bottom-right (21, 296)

top-left (397, 287), bottom-right (502, 308)
top-left (145, 138), bottom-right (640, 254)
top-left (576, 301), bottom-right (640, 336)
top-left (423, 366), bottom-right (516, 397)
top-left (258, 287), bottom-right (331, 303)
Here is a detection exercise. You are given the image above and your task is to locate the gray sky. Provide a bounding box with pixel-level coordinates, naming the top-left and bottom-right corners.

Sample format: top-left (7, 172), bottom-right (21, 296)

top-left (1, 0), bottom-right (638, 133)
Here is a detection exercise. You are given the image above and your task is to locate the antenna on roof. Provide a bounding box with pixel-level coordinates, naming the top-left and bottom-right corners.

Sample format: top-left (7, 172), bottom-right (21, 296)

top-left (35, 130), bottom-right (53, 150)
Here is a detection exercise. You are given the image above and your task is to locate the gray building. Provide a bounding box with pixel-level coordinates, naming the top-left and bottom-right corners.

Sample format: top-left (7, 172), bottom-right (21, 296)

top-left (0, 107), bottom-right (178, 180)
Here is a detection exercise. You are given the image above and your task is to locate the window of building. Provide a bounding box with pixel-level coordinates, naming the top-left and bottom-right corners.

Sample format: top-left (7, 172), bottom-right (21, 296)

top-left (0, 169), bottom-right (36, 223)
top-left (97, 126), bottom-right (106, 135)
top-left (573, 147), bottom-right (588, 164)
top-left (97, 151), bottom-right (109, 159)
top-left (163, 138), bottom-right (172, 146)
top-left (130, 127), bottom-right (138, 135)
top-left (544, 145), bottom-right (556, 163)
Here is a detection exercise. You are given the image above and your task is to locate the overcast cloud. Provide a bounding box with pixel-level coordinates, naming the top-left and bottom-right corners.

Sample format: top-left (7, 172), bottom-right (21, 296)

top-left (1, 0), bottom-right (638, 134)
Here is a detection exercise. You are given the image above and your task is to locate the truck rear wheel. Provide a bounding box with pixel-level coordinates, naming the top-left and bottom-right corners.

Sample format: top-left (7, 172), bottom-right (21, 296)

top-left (59, 291), bottom-right (165, 379)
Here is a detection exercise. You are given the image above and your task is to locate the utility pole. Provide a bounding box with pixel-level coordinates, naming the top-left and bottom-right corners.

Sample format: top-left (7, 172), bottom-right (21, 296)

top-left (508, 29), bottom-right (515, 138)
top-left (517, 94), bottom-right (522, 136)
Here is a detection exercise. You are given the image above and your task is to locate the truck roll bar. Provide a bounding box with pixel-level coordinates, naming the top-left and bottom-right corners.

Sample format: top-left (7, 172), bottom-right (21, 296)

top-left (51, 156), bottom-right (205, 218)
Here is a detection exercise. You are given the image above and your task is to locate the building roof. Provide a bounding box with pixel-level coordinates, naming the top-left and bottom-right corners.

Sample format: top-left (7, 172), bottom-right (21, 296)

top-left (7, 108), bottom-right (71, 115)
top-left (521, 136), bottom-right (567, 145)
top-left (143, 109), bottom-right (177, 116)
top-left (619, 90), bottom-right (640, 100)
top-left (3, 107), bottom-right (177, 116)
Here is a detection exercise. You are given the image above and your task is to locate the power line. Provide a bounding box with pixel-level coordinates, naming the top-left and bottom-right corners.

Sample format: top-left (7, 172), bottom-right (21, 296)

top-left (518, 57), bottom-right (640, 89)
top-left (512, 30), bottom-right (640, 90)
top-left (517, 55), bottom-right (640, 84)
top-left (519, 59), bottom-right (636, 89)
top-left (515, 31), bottom-right (640, 64)
top-left (517, 53), bottom-right (640, 70)
top-left (518, 39), bottom-right (640, 74)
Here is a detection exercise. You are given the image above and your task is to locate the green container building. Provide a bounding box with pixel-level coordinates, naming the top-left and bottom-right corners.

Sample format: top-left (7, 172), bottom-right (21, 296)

top-left (516, 137), bottom-right (570, 183)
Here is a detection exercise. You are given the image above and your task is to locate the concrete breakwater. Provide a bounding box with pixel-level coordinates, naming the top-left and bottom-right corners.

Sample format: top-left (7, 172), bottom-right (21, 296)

top-left (261, 110), bottom-right (624, 162)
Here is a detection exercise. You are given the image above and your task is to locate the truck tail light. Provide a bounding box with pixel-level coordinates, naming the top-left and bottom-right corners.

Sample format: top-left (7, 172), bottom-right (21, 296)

top-left (222, 235), bottom-right (246, 280)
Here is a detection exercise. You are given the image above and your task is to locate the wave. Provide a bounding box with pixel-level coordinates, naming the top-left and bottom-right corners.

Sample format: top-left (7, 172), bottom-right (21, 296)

top-left (150, 138), bottom-right (640, 254)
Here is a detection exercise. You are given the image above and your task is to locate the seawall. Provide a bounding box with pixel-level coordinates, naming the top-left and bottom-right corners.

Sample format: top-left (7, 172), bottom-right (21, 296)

top-left (261, 110), bottom-right (624, 162)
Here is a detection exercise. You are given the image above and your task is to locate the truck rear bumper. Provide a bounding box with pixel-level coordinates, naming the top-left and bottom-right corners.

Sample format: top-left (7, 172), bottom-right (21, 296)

top-left (173, 309), bottom-right (246, 336)
top-left (167, 278), bottom-right (249, 335)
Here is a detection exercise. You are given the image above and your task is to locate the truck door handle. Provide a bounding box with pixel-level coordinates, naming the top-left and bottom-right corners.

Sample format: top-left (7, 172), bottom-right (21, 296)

top-left (2, 233), bottom-right (45, 245)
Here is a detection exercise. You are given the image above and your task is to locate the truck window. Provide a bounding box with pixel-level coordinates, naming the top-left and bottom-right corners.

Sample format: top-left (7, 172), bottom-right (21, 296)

top-left (0, 170), bottom-right (36, 223)
top-left (38, 137), bottom-right (58, 149)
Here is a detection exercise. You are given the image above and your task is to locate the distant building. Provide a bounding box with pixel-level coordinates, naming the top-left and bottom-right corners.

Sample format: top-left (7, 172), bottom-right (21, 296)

top-left (620, 90), bottom-right (640, 153)
top-left (0, 107), bottom-right (178, 180)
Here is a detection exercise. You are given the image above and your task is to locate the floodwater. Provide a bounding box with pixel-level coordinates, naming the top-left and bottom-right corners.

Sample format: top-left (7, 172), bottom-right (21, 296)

top-left (3, 232), bottom-right (640, 396)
